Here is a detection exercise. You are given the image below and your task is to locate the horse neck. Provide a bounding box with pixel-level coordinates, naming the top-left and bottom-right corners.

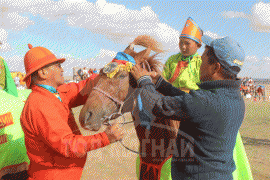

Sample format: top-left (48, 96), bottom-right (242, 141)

top-left (121, 58), bottom-right (160, 114)
top-left (121, 85), bottom-right (136, 113)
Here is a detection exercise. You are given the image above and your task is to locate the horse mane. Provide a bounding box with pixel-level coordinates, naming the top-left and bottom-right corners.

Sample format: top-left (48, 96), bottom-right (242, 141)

top-left (145, 54), bottom-right (164, 71)
top-left (99, 52), bottom-right (164, 77)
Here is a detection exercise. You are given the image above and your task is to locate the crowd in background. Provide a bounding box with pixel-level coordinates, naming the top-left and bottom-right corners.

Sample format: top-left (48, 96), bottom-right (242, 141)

top-left (12, 72), bottom-right (269, 101)
top-left (240, 77), bottom-right (266, 101)
top-left (13, 74), bottom-right (26, 89)
top-left (73, 67), bottom-right (98, 82)
top-left (12, 67), bottom-right (99, 87)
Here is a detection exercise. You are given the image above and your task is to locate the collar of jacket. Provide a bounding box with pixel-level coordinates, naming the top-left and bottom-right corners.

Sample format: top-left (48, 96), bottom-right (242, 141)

top-left (36, 84), bottom-right (58, 93)
top-left (198, 79), bottom-right (241, 90)
top-left (32, 85), bottom-right (67, 106)
top-left (180, 52), bottom-right (198, 62)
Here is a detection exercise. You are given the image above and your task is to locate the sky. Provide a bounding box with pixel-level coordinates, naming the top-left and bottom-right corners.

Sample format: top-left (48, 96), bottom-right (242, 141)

top-left (0, 0), bottom-right (270, 78)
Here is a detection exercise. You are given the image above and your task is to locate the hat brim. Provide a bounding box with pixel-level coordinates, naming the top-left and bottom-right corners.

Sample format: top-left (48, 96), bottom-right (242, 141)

top-left (201, 35), bottom-right (214, 46)
top-left (23, 58), bottom-right (65, 82)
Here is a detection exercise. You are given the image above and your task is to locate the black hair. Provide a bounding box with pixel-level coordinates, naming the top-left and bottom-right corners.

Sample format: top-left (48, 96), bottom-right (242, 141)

top-left (205, 45), bottom-right (237, 80)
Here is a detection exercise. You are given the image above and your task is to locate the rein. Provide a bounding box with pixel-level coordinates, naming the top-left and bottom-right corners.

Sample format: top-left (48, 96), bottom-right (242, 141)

top-left (92, 84), bottom-right (143, 154)
top-left (92, 86), bottom-right (136, 126)
top-left (90, 60), bottom-right (152, 154)
top-left (93, 87), bottom-right (124, 114)
top-left (93, 60), bottom-right (152, 125)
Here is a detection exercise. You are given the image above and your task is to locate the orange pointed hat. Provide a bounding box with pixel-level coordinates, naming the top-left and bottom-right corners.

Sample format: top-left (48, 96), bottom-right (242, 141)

top-left (180, 17), bottom-right (203, 44)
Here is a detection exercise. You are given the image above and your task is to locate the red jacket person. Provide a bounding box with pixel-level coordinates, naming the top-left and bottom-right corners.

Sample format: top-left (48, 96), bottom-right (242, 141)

top-left (20, 44), bottom-right (124, 180)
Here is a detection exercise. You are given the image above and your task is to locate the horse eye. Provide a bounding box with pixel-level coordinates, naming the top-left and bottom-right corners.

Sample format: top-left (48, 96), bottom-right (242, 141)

top-left (118, 74), bottom-right (127, 79)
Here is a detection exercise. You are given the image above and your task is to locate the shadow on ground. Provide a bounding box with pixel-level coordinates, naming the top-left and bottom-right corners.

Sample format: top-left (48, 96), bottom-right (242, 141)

top-left (242, 136), bottom-right (270, 146)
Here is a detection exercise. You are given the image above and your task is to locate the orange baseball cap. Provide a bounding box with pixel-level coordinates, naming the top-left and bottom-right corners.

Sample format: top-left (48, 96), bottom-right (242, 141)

top-left (180, 17), bottom-right (203, 44)
top-left (23, 44), bottom-right (65, 88)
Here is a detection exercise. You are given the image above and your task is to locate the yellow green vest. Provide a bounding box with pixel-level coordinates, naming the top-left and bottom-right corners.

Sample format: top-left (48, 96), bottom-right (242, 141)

top-left (0, 90), bottom-right (30, 176)
top-left (0, 56), bottom-right (31, 177)
top-left (162, 53), bottom-right (202, 90)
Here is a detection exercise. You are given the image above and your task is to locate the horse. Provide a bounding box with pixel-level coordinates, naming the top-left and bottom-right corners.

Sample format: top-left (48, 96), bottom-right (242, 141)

top-left (78, 41), bottom-right (254, 180)
top-left (79, 43), bottom-right (179, 180)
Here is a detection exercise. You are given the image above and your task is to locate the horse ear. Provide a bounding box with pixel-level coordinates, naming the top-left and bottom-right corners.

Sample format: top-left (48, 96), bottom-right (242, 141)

top-left (134, 47), bottom-right (151, 63)
top-left (124, 46), bottom-right (136, 57)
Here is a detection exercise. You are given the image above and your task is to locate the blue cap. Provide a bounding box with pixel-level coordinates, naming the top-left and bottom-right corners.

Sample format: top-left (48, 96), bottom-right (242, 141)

top-left (202, 35), bottom-right (245, 75)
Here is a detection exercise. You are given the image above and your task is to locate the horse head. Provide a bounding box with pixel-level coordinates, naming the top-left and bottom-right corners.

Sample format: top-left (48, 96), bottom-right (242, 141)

top-left (79, 35), bottom-right (163, 131)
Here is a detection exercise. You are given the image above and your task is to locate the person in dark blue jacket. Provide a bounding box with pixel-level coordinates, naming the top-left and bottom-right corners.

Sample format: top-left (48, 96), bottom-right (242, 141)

top-left (130, 35), bottom-right (245, 180)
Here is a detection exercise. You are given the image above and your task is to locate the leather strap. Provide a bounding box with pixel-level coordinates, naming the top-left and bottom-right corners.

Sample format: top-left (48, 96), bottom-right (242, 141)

top-left (139, 155), bottom-right (173, 180)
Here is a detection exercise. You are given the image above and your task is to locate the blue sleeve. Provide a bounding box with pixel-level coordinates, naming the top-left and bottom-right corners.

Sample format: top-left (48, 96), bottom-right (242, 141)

top-left (137, 78), bottom-right (186, 121)
top-left (155, 76), bottom-right (186, 97)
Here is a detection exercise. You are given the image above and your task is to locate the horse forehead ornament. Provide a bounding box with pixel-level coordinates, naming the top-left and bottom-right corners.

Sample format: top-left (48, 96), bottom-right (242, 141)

top-left (103, 60), bottom-right (133, 79)
top-left (103, 47), bottom-right (137, 79)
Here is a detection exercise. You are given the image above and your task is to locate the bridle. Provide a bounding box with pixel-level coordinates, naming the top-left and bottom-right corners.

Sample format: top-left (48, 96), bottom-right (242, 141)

top-left (92, 60), bottom-right (152, 125)
top-left (92, 85), bottom-right (142, 154)
top-left (90, 60), bottom-right (153, 154)
top-left (92, 86), bottom-right (125, 124)
top-left (92, 84), bottom-right (139, 126)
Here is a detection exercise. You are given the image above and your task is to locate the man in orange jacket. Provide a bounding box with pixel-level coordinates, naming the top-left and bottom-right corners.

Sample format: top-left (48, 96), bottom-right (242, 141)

top-left (20, 44), bottom-right (124, 180)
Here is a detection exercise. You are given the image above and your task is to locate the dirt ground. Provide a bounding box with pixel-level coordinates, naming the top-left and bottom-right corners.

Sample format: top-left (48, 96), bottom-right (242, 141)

top-left (72, 99), bottom-right (270, 180)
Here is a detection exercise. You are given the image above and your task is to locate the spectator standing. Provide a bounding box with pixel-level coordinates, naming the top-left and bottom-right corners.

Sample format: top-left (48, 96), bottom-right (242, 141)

top-left (88, 68), bottom-right (93, 77)
top-left (257, 86), bottom-right (263, 101)
top-left (93, 68), bottom-right (98, 74)
top-left (77, 68), bottom-right (83, 80)
top-left (82, 67), bottom-right (88, 79)
top-left (0, 57), bottom-right (30, 180)
top-left (14, 74), bottom-right (20, 88)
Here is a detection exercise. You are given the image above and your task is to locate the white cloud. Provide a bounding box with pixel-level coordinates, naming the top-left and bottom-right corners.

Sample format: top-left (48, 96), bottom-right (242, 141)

top-left (203, 31), bottom-right (223, 39)
top-left (0, 3), bottom-right (34, 30)
top-left (1, 0), bottom-right (179, 52)
top-left (60, 48), bottom-right (117, 76)
top-left (222, 11), bottom-right (247, 19)
top-left (222, 2), bottom-right (270, 32)
top-left (2, 55), bottom-right (24, 72)
top-left (238, 55), bottom-right (270, 78)
top-left (0, 28), bottom-right (12, 52)
top-left (92, 49), bottom-right (117, 67)
top-left (250, 2), bottom-right (270, 32)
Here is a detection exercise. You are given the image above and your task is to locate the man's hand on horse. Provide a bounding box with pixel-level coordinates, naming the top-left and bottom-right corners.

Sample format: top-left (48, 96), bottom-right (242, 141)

top-left (104, 121), bottom-right (125, 144)
top-left (131, 64), bottom-right (151, 81)
top-left (150, 65), bottom-right (162, 84)
top-left (131, 64), bottom-right (159, 83)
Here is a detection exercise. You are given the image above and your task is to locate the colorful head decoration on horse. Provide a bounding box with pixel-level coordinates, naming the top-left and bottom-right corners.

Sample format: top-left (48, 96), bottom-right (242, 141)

top-left (103, 35), bottom-right (163, 79)
top-left (103, 52), bottom-right (135, 78)
top-left (180, 17), bottom-right (203, 44)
